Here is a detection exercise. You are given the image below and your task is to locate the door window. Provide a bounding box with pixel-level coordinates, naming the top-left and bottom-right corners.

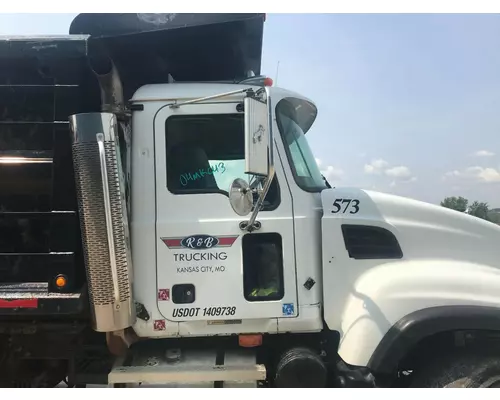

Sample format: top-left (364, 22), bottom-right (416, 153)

top-left (242, 232), bottom-right (284, 302)
top-left (165, 113), bottom-right (280, 209)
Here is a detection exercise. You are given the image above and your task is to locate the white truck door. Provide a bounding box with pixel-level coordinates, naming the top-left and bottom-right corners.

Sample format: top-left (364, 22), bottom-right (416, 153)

top-left (154, 101), bottom-right (298, 327)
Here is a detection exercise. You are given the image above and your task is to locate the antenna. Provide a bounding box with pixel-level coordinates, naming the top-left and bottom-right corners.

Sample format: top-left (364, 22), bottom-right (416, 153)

top-left (275, 61), bottom-right (280, 86)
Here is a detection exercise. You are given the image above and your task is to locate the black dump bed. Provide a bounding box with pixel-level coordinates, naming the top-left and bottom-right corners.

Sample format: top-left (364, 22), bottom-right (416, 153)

top-left (0, 36), bottom-right (91, 316)
top-left (0, 13), bottom-right (265, 317)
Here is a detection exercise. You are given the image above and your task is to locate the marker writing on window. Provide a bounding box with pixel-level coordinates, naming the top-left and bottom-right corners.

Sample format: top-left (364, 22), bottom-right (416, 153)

top-left (180, 162), bottom-right (226, 186)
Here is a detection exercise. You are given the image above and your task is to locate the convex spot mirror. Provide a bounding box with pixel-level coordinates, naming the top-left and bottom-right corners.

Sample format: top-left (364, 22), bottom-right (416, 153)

top-left (229, 178), bottom-right (253, 216)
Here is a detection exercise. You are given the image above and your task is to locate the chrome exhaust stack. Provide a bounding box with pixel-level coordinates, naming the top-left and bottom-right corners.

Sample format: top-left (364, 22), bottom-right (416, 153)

top-left (69, 112), bottom-right (135, 332)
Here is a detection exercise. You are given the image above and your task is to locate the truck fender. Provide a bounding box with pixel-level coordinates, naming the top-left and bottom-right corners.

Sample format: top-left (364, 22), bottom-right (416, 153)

top-left (367, 305), bottom-right (500, 375)
top-left (329, 259), bottom-right (500, 370)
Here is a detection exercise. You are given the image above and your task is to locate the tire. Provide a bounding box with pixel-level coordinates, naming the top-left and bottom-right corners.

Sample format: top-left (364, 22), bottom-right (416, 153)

top-left (409, 350), bottom-right (500, 388)
top-left (274, 347), bottom-right (327, 388)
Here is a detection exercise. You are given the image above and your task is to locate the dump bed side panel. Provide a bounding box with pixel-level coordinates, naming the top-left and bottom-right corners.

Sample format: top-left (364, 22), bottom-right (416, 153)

top-left (0, 36), bottom-right (96, 316)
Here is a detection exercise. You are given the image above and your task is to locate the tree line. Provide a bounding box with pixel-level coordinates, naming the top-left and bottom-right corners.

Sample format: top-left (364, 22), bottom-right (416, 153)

top-left (440, 196), bottom-right (500, 224)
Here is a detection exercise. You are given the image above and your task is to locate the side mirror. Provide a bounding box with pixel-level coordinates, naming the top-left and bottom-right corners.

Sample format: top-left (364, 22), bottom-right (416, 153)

top-left (244, 93), bottom-right (270, 177)
top-left (231, 89), bottom-right (275, 232)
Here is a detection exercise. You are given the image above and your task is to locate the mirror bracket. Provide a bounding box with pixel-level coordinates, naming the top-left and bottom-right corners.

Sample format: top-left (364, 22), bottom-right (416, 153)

top-left (239, 220), bottom-right (262, 232)
top-left (167, 88), bottom-right (251, 109)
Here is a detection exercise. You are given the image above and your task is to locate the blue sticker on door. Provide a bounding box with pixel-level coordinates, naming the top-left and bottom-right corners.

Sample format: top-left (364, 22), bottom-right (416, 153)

top-left (282, 303), bottom-right (294, 316)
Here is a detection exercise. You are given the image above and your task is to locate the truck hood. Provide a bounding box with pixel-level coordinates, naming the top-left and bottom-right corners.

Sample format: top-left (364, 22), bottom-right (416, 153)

top-left (321, 187), bottom-right (500, 368)
top-left (321, 187), bottom-right (500, 267)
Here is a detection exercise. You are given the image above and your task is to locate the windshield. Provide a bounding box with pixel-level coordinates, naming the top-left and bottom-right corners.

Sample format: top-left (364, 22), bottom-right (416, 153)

top-left (275, 97), bottom-right (327, 192)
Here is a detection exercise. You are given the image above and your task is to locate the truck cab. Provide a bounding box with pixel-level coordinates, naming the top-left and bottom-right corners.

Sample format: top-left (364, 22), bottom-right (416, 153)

top-left (128, 83), bottom-right (324, 338)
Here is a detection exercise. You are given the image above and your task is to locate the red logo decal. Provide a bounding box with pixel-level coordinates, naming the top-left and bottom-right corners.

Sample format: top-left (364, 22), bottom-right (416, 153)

top-left (217, 236), bottom-right (239, 247)
top-left (158, 289), bottom-right (170, 301)
top-left (161, 235), bottom-right (238, 249)
top-left (153, 320), bottom-right (166, 331)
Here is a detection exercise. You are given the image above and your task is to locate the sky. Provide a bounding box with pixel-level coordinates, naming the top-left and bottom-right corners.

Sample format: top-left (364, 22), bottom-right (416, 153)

top-left (1, 13), bottom-right (499, 206)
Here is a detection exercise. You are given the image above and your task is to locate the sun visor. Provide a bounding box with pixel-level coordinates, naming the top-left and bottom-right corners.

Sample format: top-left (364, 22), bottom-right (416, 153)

top-left (69, 13), bottom-right (266, 85)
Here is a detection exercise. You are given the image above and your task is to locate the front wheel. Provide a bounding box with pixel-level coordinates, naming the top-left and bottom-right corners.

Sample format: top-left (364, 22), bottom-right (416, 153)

top-left (409, 350), bottom-right (500, 388)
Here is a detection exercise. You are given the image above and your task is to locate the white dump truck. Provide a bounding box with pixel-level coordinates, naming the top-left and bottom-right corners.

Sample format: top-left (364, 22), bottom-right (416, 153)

top-left (1, 13), bottom-right (500, 388)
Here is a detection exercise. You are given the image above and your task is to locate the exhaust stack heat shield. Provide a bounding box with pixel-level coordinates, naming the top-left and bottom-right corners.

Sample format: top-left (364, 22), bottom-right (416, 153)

top-left (70, 112), bottom-right (135, 332)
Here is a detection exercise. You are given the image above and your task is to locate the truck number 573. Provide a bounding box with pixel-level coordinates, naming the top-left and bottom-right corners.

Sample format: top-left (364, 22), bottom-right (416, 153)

top-left (332, 198), bottom-right (360, 214)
